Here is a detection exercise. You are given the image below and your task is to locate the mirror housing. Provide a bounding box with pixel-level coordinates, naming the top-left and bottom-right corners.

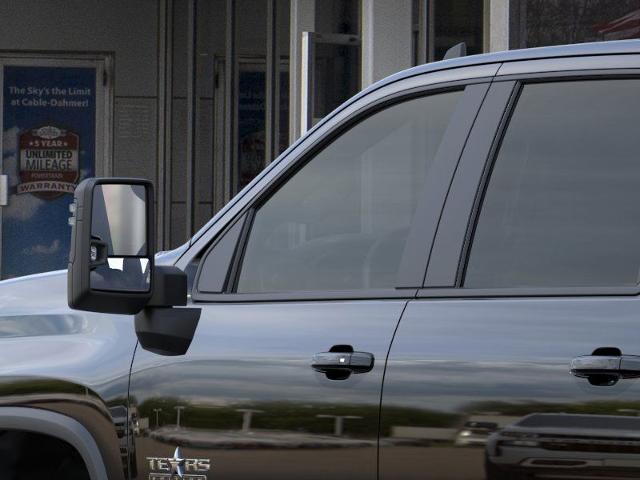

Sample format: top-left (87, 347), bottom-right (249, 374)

top-left (68, 177), bottom-right (155, 314)
top-left (68, 177), bottom-right (201, 356)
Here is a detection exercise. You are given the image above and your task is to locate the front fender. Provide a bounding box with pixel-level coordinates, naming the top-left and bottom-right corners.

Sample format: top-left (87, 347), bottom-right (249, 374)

top-left (0, 406), bottom-right (110, 479)
top-left (0, 378), bottom-right (129, 480)
top-left (0, 270), bottom-right (138, 480)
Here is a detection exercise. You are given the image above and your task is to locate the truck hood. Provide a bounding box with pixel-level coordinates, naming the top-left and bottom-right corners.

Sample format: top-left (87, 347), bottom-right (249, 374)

top-left (0, 242), bottom-right (187, 324)
top-left (0, 269), bottom-right (69, 319)
top-left (0, 266), bottom-right (138, 389)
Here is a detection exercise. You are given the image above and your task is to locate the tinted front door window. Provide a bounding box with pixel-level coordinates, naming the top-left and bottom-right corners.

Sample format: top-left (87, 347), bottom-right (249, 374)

top-left (237, 91), bottom-right (463, 292)
top-left (465, 79), bottom-right (640, 288)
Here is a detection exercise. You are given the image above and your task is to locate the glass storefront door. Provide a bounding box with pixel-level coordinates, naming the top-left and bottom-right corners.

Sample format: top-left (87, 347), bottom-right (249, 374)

top-left (301, 32), bottom-right (360, 133)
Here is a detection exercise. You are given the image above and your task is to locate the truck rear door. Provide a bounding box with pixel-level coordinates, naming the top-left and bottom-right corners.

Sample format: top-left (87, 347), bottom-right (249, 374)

top-left (380, 56), bottom-right (640, 480)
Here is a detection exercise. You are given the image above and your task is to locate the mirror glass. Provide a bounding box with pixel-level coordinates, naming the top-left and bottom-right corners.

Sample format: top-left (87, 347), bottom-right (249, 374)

top-left (91, 184), bottom-right (147, 256)
top-left (90, 184), bottom-right (151, 292)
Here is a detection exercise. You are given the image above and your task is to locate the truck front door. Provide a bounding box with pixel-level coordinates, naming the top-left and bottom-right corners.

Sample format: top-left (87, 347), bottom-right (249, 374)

top-left (129, 76), bottom-right (488, 479)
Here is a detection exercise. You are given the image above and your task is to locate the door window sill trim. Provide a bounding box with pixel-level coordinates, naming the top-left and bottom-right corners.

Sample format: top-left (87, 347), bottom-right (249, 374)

top-left (192, 288), bottom-right (418, 303)
top-left (417, 286), bottom-right (640, 299)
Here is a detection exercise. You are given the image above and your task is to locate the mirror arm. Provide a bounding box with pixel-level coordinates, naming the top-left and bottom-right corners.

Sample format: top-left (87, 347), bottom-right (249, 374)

top-left (134, 307), bottom-right (201, 356)
top-left (135, 265), bottom-right (202, 356)
top-left (146, 266), bottom-right (189, 307)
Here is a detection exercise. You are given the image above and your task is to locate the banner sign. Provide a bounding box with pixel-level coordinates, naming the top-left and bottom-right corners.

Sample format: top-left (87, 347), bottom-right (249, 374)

top-left (2, 65), bottom-right (97, 278)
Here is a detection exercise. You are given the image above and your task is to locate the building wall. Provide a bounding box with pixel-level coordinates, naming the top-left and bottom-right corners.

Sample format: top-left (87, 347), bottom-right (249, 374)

top-left (1, 0), bottom-right (638, 263)
top-left (169, 0), bottom-right (291, 246)
top-left (0, 1), bottom-right (158, 96)
top-left (0, 0), bottom-right (160, 188)
top-left (361, 0), bottom-right (413, 86)
top-left (0, 0), bottom-right (291, 248)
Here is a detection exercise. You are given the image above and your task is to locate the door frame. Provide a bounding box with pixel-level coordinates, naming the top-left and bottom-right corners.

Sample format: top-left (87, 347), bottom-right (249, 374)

top-left (185, 66), bottom-right (501, 303)
top-left (0, 51), bottom-right (114, 275)
top-left (421, 55), bottom-right (640, 297)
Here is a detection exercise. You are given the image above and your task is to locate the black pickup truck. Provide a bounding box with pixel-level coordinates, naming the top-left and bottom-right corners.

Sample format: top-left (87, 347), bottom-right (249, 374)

top-left (2, 40), bottom-right (640, 480)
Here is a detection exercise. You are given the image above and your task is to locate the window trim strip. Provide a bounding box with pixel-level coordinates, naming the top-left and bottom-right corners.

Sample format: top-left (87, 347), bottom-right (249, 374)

top-left (194, 288), bottom-right (419, 303)
top-left (417, 286), bottom-right (640, 299)
top-left (423, 80), bottom-right (518, 287)
top-left (396, 82), bottom-right (491, 287)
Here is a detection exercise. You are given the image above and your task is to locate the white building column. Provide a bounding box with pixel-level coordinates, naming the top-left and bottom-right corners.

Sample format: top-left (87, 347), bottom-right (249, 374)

top-left (488, 0), bottom-right (510, 52)
top-left (361, 0), bottom-right (413, 88)
top-left (289, 0), bottom-right (315, 143)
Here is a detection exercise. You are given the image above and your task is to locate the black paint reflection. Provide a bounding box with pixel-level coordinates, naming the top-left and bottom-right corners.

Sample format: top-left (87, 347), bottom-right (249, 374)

top-left (380, 297), bottom-right (640, 480)
top-left (487, 413), bottom-right (640, 479)
top-left (130, 300), bottom-right (405, 480)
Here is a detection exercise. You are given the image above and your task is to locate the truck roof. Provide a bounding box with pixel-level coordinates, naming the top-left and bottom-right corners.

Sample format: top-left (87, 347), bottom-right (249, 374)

top-left (191, 39), bottom-right (640, 246)
top-left (365, 39), bottom-right (640, 96)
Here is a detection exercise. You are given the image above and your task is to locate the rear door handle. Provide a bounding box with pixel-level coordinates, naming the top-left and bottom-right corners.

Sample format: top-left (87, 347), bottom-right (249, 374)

top-left (571, 347), bottom-right (640, 386)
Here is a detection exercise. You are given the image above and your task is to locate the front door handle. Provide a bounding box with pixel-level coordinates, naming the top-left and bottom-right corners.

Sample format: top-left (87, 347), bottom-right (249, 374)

top-left (312, 345), bottom-right (374, 380)
top-left (312, 351), bottom-right (375, 374)
top-left (571, 347), bottom-right (640, 386)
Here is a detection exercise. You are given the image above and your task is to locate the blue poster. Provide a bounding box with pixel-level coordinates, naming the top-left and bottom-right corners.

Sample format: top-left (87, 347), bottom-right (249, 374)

top-left (2, 66), bottom-right (96, 279)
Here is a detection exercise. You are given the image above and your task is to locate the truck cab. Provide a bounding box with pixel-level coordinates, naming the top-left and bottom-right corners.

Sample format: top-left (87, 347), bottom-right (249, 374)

top-left (2, 40), bottom-right (640, 480)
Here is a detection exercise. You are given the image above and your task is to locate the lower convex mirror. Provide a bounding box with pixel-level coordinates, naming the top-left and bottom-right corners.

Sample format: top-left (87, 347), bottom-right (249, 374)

top-left (68, 178), bottom-right (155, 314)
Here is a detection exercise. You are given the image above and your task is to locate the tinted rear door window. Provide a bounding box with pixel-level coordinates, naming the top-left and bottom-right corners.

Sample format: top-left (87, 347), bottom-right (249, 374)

top-left (465, 79), bottom-right (640, 288)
